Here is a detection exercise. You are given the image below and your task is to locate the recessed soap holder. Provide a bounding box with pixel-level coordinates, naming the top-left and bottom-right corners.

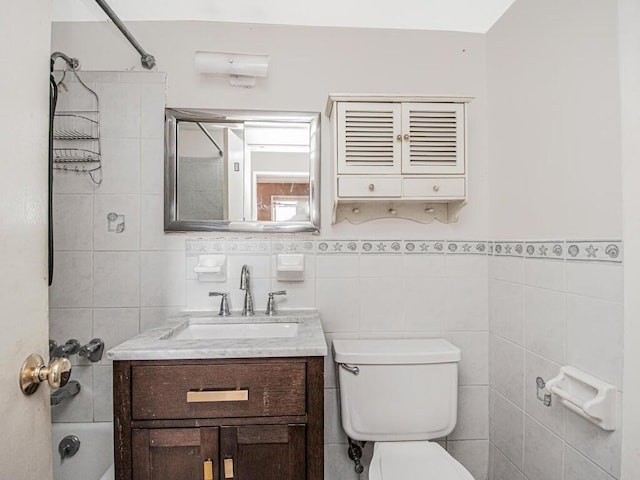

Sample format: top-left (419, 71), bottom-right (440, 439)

top-left (276, 254), bottom-right (305, 282)
top-left (544, 366), bottom-right (617, 431)
top-left (194, 254), bottom-right (226, 282)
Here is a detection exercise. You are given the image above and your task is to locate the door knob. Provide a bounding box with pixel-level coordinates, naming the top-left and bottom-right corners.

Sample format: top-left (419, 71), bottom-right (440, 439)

top-left (20, 353), bottom-right (72, 395)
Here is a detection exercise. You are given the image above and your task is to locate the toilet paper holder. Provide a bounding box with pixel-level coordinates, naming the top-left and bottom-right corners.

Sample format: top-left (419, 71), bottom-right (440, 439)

top-left (544, 366), bottom-right (617, 431)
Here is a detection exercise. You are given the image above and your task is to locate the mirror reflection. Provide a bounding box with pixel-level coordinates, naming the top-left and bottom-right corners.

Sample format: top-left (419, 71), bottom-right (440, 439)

top-left (165, 109), bottom-right (320, 233)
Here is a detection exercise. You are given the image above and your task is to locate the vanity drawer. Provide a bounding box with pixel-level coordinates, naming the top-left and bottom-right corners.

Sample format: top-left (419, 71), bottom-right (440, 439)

top-left (131, 362), bottom-right (307, 420)
top-left (402, 177), bottom-right (465, 198)
top-left (338, 176), bottom-right (401, 197)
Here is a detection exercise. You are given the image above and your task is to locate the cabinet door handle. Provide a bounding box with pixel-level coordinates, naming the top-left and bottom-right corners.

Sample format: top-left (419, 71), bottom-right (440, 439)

top-left (403, 133), bottom-right (410, 140)
top-left (224, 458), bottom-right (235, 479)
top-left (187, 389), bottom-right (249, 403)
top-left (396, 134), bottom-right (402, 141)
top-left (204, 459), bottom-right (214, 480)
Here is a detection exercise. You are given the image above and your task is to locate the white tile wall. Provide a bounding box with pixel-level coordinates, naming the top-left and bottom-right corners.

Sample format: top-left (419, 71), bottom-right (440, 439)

top-left (53, 194), bottom-right (93, 251)
top-left (47, 71), bottom-right (623, 480)
top-left (489, 257), bottom-right (624, 480)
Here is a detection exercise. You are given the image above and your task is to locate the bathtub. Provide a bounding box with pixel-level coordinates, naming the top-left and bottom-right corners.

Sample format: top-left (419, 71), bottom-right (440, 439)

top-left (51, 422), bottom-right (114, 480)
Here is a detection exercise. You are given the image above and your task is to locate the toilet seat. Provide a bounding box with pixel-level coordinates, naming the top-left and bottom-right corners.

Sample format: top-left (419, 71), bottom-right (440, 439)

top-left (368, 441), bottom-right (474, 480)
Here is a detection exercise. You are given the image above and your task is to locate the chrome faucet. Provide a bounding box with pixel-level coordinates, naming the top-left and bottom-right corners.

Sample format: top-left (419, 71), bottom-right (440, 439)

top-left (240, 265), bottom-right (254, 316)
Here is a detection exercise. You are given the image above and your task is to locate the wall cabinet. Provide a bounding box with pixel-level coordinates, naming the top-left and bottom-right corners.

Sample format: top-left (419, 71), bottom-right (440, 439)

top-left (327, 94), bottom-right (472, 224)
top-left (114, 357), bottom-right (323, 480)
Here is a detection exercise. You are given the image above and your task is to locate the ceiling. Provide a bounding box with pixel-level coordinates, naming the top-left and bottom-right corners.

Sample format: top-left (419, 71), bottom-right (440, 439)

top-left (53, 0), bottom-right (518, 34)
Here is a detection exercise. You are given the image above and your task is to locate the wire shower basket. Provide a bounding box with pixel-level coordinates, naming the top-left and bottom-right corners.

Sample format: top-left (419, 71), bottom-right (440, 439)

top-left (53, 70), bottom-right (102, 184)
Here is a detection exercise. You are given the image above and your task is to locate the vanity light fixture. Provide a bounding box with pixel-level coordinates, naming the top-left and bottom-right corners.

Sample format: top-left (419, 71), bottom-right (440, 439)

top-left (194, 50), bottom-right (269, 87)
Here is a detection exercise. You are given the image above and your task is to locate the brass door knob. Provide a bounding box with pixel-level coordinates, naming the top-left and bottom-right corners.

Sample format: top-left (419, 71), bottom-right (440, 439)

top-left (20, 353), bottom-right (72, 395)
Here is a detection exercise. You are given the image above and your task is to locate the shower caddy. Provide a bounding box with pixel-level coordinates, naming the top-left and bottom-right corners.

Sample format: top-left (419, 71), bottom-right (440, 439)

top-left (52, 69), bottom-right (102, 185)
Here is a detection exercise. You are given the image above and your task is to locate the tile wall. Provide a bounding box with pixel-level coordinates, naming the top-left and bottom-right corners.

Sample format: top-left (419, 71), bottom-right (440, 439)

top-left (48, 70), bottom-right (490, 478)
top-left (48, 70), bottom-right (624, 480)
top-left (49, 70), bottom-right (167, 427)
top-left (488, 243), bottom-right (624, 480)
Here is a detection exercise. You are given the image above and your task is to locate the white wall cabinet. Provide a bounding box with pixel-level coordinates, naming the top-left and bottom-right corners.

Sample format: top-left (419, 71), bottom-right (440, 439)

top-left (327, 94), bottom-right (472, 224)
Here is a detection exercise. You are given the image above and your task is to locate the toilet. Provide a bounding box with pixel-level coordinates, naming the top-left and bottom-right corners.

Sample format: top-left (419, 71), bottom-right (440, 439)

top-left (332, 338), bottom-right (474, 479)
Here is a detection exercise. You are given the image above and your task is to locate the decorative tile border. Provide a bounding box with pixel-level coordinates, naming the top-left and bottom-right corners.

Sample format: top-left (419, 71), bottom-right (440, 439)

top-left (524, 241), bottom-right (564, 260)
top-left (403, 240), bottom-right (446, 254)
top-left (272, 240), bottom-right (316, 254)
top-left (185, 239), bottom-right (226, 254)
top-left (493, 241), bottom-right (524, 257)
top-left (446, 241), bottom-right (488, 255)
top-left (316, 240), bottom-right (359, 254)
top-left (184, 238), bottom-right (622, 262)
top-left (565, 241), bottom-right (622, 262)
top-left (360, 240), bottom-right (402, 254)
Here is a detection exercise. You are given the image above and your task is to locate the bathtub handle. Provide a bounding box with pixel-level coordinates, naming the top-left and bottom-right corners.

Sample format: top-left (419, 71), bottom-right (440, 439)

top-left (339, 363), bottom-right (360, 376)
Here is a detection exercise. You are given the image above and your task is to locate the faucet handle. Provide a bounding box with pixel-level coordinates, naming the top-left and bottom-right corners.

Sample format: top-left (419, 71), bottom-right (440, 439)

top-left (265, 290), bottom-right (287, 316)
top-left (209, 292), bottom-right (230, 316)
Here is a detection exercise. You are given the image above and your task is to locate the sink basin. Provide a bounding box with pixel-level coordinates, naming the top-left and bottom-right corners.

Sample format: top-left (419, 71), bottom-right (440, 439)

top-left (168, 321), bottom-right (299, 340)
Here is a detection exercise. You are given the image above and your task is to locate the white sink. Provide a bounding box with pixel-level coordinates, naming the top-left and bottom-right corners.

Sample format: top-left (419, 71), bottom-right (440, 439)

top-left (169, 321), bottom-right (299, 340)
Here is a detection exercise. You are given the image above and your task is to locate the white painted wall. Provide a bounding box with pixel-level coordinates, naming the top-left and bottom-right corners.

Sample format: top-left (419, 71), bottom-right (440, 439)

top-left (487, 1), bottom-right (624, 479)
top-left (619, 0), bottom-right (640, 477)
top-left (487, 0), bottom-right (622, 240)
top-left (0, 2), bottom-right (52, 479)
top-left (51, 21), bottom-right (490, 239)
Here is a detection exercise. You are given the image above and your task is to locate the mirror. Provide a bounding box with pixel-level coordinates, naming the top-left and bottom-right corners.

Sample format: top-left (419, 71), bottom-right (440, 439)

top-left (165, 108), bottom-right (320, 233)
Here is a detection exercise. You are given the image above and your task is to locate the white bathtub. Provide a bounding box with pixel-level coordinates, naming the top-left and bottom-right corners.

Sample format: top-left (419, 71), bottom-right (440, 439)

top-left (51, 422), bottom-right (114, 480)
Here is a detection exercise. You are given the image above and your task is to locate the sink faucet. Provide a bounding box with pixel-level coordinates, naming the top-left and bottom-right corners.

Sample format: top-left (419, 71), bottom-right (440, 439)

top-left (240, 264), bottom-right (254, 316)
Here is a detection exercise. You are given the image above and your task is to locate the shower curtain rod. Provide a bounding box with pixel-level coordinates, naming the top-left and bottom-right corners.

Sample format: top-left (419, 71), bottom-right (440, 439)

top-left (93, 0), bottom-right (156, 69)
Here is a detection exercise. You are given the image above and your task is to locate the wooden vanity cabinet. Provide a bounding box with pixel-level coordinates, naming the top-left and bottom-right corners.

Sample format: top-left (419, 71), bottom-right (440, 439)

top-left (113, 357), bottom-right (323, 480)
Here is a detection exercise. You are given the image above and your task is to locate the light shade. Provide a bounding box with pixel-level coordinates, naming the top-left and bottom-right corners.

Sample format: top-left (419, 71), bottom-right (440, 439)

top-left (195, 50), bottom-right (269, 87)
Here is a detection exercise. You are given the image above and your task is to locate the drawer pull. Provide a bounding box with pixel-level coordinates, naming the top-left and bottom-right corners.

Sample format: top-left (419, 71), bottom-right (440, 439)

top-left (432, 185), bottom-right (440, 192)
top-left (224, 458), bottom-right (235, 479)
top-left (187, 389), bottom-right (249, 403)
top-left (204, 459), bottom-right (214, 480)
top-left (368, 183), bottom-right (375, 191)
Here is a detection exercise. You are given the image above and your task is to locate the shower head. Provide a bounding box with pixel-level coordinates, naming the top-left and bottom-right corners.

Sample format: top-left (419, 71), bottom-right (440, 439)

top-left (50, 52), bottom-right (80, 71)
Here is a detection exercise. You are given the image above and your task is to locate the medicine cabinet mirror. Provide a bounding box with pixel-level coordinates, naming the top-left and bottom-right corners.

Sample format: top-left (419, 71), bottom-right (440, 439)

top-left (165, 108), bottom-right (320, 233)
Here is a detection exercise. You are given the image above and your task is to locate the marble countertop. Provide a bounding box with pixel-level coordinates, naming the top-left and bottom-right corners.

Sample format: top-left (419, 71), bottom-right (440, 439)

top-left (107, 309), bottom-right (328, 361)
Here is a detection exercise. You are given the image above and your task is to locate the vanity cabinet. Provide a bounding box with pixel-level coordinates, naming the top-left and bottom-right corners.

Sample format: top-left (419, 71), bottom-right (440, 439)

top-left (113, 357), bottom-right (323, 480)
top-left (327, 94), bottom-right (472, 224)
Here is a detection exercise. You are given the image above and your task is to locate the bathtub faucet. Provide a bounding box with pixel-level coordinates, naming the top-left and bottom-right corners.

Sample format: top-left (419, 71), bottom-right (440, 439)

top-left (51, 380), bottom-right (81, 406)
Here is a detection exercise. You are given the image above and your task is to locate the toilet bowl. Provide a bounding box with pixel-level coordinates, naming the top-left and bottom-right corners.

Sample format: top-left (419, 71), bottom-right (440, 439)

top-left (369, 441), bottom-right (473, 479)
top-left (333, 338), bottom-right (473, 480)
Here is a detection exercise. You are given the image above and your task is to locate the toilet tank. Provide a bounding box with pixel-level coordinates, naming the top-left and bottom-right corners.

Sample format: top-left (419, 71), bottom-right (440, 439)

top-left (333, 338), bottom-right (461, 442)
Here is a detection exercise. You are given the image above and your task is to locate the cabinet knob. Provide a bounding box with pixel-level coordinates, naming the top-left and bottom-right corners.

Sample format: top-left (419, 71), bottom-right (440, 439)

top-left (368, 184), bottom-right (375, 191)
top-left (403, 133), bottom-right (410, 140)
top-left (388, 208), bottom-right (397, 215)
top-left (432, 185), bottom-right (440, 192)
top-left (396, 134), bottom-right (402, 141)
top-left (352, 208), bottom-right (360, 214)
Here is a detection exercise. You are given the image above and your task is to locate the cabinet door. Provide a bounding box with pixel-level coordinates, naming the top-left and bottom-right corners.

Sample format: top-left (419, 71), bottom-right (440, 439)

top-left (337, 102), bottom-right (402, 175)
top-left (220, 425), bottom-right (306, 480)
top-left (132, 428), bottom-right (219, 480)
top-left (401, 103), bottom-right (465, 175)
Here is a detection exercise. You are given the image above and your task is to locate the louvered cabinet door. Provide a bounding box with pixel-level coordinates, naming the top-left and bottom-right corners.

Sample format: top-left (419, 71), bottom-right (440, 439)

top-left (336, 102), bottom-right (402, 174)
top-left (401, 103), bottom-right (465, 175)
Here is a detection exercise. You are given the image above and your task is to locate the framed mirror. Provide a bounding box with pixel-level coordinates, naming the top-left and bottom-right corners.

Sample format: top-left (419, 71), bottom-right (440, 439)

top-left (165, 108), bottom-right (320, 233)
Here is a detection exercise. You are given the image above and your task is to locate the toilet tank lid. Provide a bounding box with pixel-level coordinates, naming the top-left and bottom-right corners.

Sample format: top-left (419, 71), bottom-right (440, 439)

top-left (332, 338), bottom-right (460, 364)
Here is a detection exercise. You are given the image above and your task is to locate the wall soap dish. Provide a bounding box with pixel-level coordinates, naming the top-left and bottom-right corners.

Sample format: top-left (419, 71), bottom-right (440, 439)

top-left (276, 254), bottom-right (305, 282)
top-left (194, 254), bottom-right (226, 282)
top-left (545, 366), bottom-right (617, 431)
